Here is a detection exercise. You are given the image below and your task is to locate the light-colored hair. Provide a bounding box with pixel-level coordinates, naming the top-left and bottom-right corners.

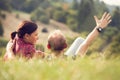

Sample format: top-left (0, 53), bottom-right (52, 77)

top-left (48, 30), bottom-right (67, 51)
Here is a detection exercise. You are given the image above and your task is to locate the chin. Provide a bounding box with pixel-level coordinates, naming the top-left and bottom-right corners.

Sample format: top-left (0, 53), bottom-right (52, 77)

top-left (30, 42), bottom-right (36, 45)
top-left (27, 41), bottom-right (36, 45)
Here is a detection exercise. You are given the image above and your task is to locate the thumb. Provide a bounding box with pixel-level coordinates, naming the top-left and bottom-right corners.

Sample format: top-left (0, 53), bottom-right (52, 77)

top-left (94, 16), bottom-right (99, 23)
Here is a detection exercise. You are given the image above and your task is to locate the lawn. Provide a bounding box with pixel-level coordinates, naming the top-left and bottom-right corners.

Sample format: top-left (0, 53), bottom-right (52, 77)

top-left (0, 56), bottom-right (120, 80)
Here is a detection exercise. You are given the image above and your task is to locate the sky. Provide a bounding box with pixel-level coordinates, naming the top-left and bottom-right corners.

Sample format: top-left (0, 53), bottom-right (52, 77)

top-left (100, 0), bottom-right (120, 6)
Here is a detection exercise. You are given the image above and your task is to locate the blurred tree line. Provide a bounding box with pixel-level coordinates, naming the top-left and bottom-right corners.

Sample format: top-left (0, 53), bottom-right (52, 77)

top-left (1, 0), bottom-right (119, 31)
top-left (0, 0), bottom-right (120, 57)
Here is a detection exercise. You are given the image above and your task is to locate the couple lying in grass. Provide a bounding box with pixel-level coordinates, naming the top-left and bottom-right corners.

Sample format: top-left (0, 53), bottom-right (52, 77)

top-left (3, 12), bottom-right (112, 61)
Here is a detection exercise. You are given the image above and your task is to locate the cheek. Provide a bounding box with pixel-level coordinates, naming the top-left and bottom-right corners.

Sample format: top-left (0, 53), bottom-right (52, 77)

top-left (29, 37), bottom-right (37, 44)
top-left (33, 36), bottom-right (38, 42)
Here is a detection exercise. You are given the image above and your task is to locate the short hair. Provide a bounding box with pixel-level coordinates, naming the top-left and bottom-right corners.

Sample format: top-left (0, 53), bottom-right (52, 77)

top-left (48, 30), bottom-right (67, 51)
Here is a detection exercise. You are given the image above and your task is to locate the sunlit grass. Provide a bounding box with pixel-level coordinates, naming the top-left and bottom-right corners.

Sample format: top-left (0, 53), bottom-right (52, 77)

top-left (0, 37), bottom-right (120, 80)
top-left (0, 56), bottom-right (120, 80)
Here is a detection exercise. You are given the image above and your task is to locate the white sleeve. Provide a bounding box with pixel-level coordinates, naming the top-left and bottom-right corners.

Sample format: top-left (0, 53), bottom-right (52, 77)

top-left (64, 37), bottom-right (84, 56)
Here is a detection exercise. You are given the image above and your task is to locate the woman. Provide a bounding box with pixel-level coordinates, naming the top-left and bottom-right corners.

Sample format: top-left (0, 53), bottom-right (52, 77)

top-left (4, 21), bottom-right (44, 60)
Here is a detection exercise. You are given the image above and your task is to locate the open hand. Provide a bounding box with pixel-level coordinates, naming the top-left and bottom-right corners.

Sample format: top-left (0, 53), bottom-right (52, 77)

top-left (6, 40), bottom-right (14, 52)
top-left (94, 12), bottom-right (112, 28)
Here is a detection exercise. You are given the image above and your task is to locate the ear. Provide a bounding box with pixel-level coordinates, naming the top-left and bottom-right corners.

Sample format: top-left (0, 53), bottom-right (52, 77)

top-left (64, 43), bottom-right (67, 48)
top-left (47, 43), bottom-right (51, 49)
top-left (24, 33), bottom-right (30, 39)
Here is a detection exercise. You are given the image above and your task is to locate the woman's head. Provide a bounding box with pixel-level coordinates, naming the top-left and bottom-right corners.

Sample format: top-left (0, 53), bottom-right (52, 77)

top-left (47, 30), bottom-right (67, 52)
top-left (11, 21), bottom-right (39, 44)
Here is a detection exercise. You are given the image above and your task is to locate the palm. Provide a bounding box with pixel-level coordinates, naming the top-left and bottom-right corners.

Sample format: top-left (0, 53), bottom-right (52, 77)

top-left (94, 12), bottom-right (112, 28)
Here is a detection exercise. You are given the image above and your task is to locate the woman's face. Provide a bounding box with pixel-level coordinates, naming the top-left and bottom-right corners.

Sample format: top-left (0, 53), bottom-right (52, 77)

top-left (25, 29), bottom-right (39, 45)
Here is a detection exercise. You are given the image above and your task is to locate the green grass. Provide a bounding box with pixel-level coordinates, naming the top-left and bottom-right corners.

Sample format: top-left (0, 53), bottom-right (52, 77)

top-left (0, 56), bottom-right (120, 80)
top-left (0, 38), bottom-right (120, 80)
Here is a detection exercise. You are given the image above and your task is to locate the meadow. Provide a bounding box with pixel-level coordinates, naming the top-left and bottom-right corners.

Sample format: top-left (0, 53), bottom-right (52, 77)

top-left (0, 8), bottom-right (120, 80)
top-left (0, 55), bottom-right (120, 80)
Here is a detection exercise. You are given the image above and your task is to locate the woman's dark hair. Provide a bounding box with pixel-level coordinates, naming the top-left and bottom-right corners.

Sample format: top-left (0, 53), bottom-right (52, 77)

top-left (11, 21), bottom-right (38, 39)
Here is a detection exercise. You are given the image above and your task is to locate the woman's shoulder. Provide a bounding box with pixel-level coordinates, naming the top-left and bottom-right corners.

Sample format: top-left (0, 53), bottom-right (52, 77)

top-left (15, 37), bottom-right (35, 52)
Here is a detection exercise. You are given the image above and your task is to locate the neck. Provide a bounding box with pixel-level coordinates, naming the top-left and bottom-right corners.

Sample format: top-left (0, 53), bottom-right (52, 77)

top-left (23, 38), bottom-right (32, 44)
top-left (52, 50), bottom-right (63, 57)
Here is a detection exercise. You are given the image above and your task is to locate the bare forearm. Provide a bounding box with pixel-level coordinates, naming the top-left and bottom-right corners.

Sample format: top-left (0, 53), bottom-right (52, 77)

top-left (78, 12), bottom-right (112, 57)
top-left (78, 26), bottom-right (99, 56)
top-left (85, 26), bottom-right (99, 46)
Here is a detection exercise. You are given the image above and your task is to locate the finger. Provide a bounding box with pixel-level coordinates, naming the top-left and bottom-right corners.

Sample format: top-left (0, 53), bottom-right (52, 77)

top-left (106, 15), bottom-right (111, 21)
top-left (108, 19), bottom-right (112, 24)
top-left (106, 13), bottom-right (111, 20)
top-left (94, 16), bottom-right (98, 22)
top-left (102, 12), bottom-right (107, 20)
top-left (106, 19), bottom-right (112, 26)
top-left (105, 13), bottom-right (111, 19)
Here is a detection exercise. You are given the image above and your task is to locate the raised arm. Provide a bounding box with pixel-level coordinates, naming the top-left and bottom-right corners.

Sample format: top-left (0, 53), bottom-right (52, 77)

top-left (78, 12), bottom-right (112, 57)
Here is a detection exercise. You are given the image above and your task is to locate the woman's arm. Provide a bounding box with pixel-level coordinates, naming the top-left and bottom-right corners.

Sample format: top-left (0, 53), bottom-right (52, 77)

top-left (33, 51), bottom-right (45, 58)
top-left (78, 12), bottom-right (112, 57)
top-left (4, 40), bottom-right (15, 61)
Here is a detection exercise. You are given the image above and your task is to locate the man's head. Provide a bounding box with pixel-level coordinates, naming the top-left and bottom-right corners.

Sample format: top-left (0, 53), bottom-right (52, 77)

top-left (47, 30), bottom-right (67, 51)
